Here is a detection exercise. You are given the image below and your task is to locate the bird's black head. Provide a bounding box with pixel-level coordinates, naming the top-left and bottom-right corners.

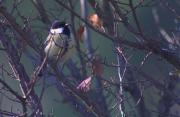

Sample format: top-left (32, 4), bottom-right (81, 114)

top-left (51, 21), bottom-right (70, 37)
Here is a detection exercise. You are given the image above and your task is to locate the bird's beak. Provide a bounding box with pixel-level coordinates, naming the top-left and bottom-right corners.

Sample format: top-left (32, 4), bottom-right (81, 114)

top-left (65, 23), bottom-right (71, 26)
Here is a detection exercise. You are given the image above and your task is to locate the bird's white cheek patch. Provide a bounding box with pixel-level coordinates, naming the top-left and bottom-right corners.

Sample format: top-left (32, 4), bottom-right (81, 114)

top-left (50, 28), bottom-right (63, 34)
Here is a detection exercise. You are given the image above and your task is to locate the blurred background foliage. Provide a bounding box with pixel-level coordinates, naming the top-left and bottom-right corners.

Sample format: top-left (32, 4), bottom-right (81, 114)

top-left (0, 0), bottom-right (180, 117)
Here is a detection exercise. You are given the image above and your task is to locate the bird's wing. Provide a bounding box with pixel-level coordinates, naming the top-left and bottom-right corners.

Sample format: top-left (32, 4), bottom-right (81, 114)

top-left (44, 34), bottom-right (52, 47)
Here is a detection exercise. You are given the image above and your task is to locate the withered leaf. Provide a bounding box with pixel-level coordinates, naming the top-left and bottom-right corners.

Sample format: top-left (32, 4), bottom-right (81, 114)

top-left (76, 25), bottom-right (85, 42)
top-left (77, 76), bottom-right (92, 92)
top-left (88, 14), bottom-right (104, 32)
top-left (92, 59), bottom-right (104, 76)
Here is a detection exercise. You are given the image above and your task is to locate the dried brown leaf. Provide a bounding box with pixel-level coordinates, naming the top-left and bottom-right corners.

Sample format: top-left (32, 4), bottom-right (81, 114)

top-left (76, 25), bottom-right (85, 42)
top-left (77, 76), bottom-right (92, 92)
top-left (92, 59), bottom-right (104, 76)
top-left (88, 14), bottom-right (104, 32)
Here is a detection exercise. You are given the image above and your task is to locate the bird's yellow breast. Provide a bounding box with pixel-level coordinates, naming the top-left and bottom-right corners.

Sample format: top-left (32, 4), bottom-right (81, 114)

top-left (44, 34), bottom-right (75, 63)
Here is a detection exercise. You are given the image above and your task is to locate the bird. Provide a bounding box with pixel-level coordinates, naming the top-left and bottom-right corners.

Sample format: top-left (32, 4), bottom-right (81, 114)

top-left (38, 21), bottom-right (75, 76)
top-left (44, 21), bottom-right (75, 62)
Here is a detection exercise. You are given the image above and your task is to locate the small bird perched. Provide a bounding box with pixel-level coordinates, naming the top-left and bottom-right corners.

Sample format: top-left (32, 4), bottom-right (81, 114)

top-left (38, 21), bottom-right (75, 76)
top-left (45, 20), bottom-right (75, 63)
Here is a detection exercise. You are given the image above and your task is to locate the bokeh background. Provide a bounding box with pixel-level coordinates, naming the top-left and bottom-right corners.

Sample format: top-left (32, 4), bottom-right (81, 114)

top-left (0, 0), bottom-right (180, 117)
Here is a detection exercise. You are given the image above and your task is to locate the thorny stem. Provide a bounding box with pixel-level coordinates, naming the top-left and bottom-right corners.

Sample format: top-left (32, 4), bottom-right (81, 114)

top-left (51, 64), bottom-right (105, 117)
top-left (0, 78), bottom-right (27, 116)
top-left (129, 0), bottom-right (144, 37)
top-left (68, 0), bottom-right (87, 78)
top-left (117, 52), bottom-right (126, 117)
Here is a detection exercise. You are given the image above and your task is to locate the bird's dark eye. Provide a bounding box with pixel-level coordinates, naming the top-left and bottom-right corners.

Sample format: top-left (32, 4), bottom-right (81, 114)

top-left (63, 27), bottom-right (70, 37)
